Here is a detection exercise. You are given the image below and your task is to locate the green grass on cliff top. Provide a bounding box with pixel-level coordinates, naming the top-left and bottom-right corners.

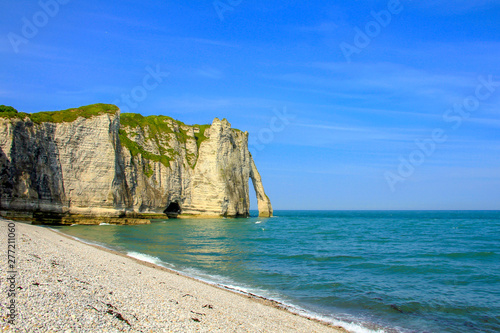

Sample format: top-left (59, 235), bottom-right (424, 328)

top-left (0, 104), bottom-right (240, 169)
top-left (119, 113), bottom-right (211, 169)
top-left (0, 103), bottom-right (118, 124)
top-left (120, 113), bottom-right (210, 149)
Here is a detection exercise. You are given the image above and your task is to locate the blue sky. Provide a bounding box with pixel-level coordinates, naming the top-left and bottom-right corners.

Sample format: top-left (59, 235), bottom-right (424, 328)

top-left (1, 0), bottom-right (499, 210)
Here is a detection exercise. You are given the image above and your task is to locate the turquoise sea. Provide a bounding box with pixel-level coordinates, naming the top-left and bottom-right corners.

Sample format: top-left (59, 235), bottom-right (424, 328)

top-left (53, 211), bottom-right (500, 332)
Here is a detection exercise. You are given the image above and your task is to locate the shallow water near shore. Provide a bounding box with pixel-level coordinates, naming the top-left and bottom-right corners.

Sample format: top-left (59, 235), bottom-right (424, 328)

top-left (53, 210), bottom-right (500, 333)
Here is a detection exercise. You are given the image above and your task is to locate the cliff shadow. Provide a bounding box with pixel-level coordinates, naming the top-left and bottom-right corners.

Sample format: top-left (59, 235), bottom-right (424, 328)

top-left (0, 121), bottom-right (66, 214)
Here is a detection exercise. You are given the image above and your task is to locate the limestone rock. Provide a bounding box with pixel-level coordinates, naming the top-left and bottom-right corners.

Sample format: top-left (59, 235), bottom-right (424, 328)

top-left (0, 104), bottom-right (272, 223)
top-left (250, 155), bottom-right (273, 218)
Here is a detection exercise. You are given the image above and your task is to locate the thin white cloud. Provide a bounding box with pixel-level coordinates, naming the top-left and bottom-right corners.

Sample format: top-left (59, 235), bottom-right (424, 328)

top-left (159, 97), bottom-right (233, 111)
top-left (157, 96), bottom-right (294, 113)
top-left (263, 62), bottom-right (475, 101)
top-left (0, 88), bottom-right (12, 97)
top-left (309, 61), bottom-right (474, 90)
top-left (78, 11), bottom-right (169, 32)
top-left (294, 123), bottom-right (367, 132)
top-left (195, 68), bottom-right (224, 80)
top-left (409, 0), bottom-right (498, 14)
top-left (293, 22), bottom-right (339, 33)
top-left (185, 37), bottom-right (240, 48)
top-left (467, 117), bottom-right (500, 128)
top-left (54, 85), bottom-right (125, 96)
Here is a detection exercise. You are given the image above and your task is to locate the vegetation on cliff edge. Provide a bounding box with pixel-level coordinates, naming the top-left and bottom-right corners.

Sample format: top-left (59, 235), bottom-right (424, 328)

top-left (119, 113), bottom-right (211, 172)
top-left (0, 105), bottom-right (18, 113)
top-left (193, 124), bottom-right (211, 148)
top-left (0, 104), bottom-right (244, 174)
top-left (0, 103), bottom-right (118, 124)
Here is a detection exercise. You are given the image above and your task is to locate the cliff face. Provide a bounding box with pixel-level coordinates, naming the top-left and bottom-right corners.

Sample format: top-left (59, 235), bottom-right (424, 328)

top-left (0, 104), bottom-right (272, 223)
top-left (182, 118), bottom-right (252, 217)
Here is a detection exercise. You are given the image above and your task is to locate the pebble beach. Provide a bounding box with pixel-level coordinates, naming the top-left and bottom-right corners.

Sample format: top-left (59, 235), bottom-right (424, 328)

top-left (0, 219), bottom-right (346, 332)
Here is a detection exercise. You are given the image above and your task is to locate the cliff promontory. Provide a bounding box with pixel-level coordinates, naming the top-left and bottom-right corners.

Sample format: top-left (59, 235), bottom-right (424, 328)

top-left (0, 104), bottom-right (272, 224)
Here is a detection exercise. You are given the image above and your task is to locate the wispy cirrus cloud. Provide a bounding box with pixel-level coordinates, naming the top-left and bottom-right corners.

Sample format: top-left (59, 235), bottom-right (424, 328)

top-left (194, 67), bottom-right (225, 80)
top-left (0, 89), bottom-right (12, 97)
top-left (294, 123), bottom-right (368, 132)
top-left (184, 37), bottom-right (240, 48)
top-left (260, 59), bottom-right (489, 112)
top-left (409, 0), bottom-right (498, 13)
top-left (308, 61), bottom-right (475, 90)
top-left (160, 97), bottom-right (233, 111)
top-left (293, 22), bottom-right (339, 33)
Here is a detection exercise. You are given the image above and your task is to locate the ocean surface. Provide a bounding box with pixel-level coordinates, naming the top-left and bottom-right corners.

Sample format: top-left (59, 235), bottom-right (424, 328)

top-left (53, 210), bottom-right (500, 333)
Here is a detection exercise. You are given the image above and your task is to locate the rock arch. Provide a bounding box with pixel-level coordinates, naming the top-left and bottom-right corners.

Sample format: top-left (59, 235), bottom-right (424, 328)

top-left (249, 155), bottom-right (273, 217)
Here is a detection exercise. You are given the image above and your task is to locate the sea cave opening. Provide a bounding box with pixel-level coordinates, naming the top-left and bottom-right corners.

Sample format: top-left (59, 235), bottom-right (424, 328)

top-left (164, 202), bottom-right (181, 218)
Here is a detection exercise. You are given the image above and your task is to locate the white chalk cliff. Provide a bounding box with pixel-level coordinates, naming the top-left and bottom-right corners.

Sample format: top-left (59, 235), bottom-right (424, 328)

top-left (0, 104), bottom-right (272, 223)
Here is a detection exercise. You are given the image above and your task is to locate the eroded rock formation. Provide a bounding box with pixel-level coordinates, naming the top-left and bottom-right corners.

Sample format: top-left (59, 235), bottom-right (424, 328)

top-left (0, 104), bottom-right (273, 223)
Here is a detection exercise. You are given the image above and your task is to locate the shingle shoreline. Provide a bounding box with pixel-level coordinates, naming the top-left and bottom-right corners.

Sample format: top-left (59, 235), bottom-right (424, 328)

top-left (0, 219), bottom-right (346, 332)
